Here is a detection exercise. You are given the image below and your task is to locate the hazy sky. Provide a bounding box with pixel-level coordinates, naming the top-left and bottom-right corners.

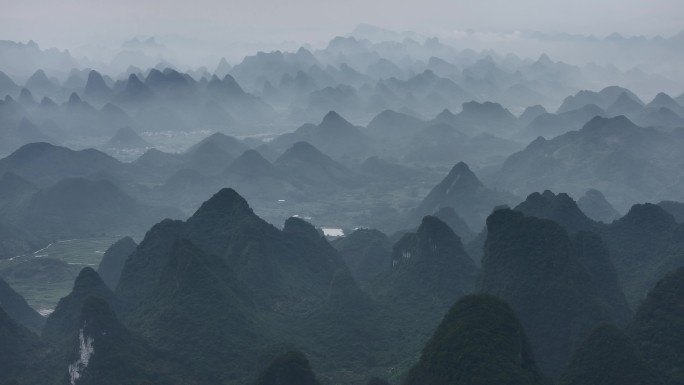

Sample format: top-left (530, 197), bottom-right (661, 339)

top-left (3, 0), bottom-right (683, 50)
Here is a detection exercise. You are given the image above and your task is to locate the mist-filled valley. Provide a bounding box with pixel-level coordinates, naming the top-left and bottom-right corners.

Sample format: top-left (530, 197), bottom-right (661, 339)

top-left (2, 2), bottom-right (684, 384)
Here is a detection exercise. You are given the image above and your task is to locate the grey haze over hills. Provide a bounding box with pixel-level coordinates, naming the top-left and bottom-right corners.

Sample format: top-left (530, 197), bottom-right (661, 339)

top-left (2, 4), bottom-right (684, 385)
top-left (2, 0), bottom-right (683, 70)
top-left (1, 23), bottom-right (683, 104)
top-left (2, 24), bottom-right (684, 155)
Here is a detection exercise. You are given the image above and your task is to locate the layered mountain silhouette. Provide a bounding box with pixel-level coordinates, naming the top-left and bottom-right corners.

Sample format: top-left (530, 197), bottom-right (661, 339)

top-left (480, 209), bottom-right (618, 377)
top-left (577, 188), bottom-right (621, 223)
top-left (0, 305), bottom-right (46, 384)
top-left (658, 200), bottom-right (684, 222)
top-left (0, 276), bottom-right (44, 333)
top-left (121, 236), bottom-right (261, 382)
top-left (363, 109), bottom-right (425, 148)
top-left (374, 216), bottom-right (477, 306)
top-left (371, 216), bottom-right (479, 359)
top-left (3, 32), bottom-right (684, 385)
top-left (129, 148), bottom-right (187, 183)
top-left (224, 150), bottom-right (297, 192)
top-left (274, 141), bottom-right (359, 189)
top-left (402, 117), bottom-right (522, 165)
top-left (432, 206), bottom-right (475, 242)
top-left (97, 236), bottom-right (137, 290)
top-left (272, 111), bottom-right (373, 160)
top-left (607, 91), bottom-right (644, 117)
top-left (413, 162), bottom-right (513, 231)
top-left (0, 220), bottom-right (45, 259)
top-left (557, 87), bottom-right (643, 113)
top-left (600, 203), bottom-right (684, 308)
top-left (186, 132), bottom-right (249, 159)
top-left (84, 70), bottom-right (112, 100)
top-left (646, 92), bottom-right (684, 117)
top-left (0, 118), bottom-right (56, 155)
top-left (571, 231), bottom-right (633, 324)
top-left (14, 177), bottom-right (181, 238)
top-left (157, 168), bottom-right (222, 207)
top-left (102, 126), bottom-right (151, 150)
top-left (518, 105), bottom-right (548, 126)
top-left (331, 228), bottom-right (391, 286)
top-left (497, 116), bottom-right (684, 210)
top-left (24, 69), bottom-right (59, 96)
top-left (114, 189), bottom-right (381, 380)
top-left (403, 294), bottom-right (547, 385)
top-left (46, 296), bottom-right (185, 385)
top-left (456, 100), bottom-right (521, 137)
top-left (42, 267), bottom-right (119, 345)
top-left (0, 171), bottom-right (38, 204)
top-left (514, 190), bottom-right (597, 234)
top-left (218, 149), bottom-right (301, 201)
top-left (0, 142), bottom-right (126, 187)
top-left (182, 133), bottom-right (245, 176)
top-left (114, 73), bottom-right (155, 105)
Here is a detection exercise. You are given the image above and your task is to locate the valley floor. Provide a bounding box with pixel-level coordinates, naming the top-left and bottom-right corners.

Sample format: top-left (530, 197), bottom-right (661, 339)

top-left (0, 236), bottom-right (132, 313)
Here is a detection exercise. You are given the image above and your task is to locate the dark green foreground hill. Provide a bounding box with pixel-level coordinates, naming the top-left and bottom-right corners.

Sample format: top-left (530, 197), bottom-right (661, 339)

top-left (560, 323), bottom-right (664, 385)
top-left (403, 294), bottom-right (547, 385)
top-left (96, 236), bottom-right (137, 290)
top-left (480, 209), bottom-right (616, 377)
top-left (5, 186), bottom-right (680, 385)
top-left (627, 267), bottom-right (684, 385)
top-left (114, 188), bottom-right (386, 381)
top-left (0, 306), bottom-right (46, 384)
top-left (0, 276), bottom-right (45, 333)
top-left (254, 351), bottom-right (321, 385)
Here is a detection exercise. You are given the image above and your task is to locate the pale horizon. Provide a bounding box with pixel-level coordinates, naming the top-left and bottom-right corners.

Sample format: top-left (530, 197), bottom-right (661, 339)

top-left (3, 0), bottom-right (683, 52)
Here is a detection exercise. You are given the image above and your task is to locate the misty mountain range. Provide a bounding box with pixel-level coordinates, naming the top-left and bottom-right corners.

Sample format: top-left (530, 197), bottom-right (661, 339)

top-left (2, 28), bottom-right (684, 129)
top-left (2, 185), bottom-right (683, 384)
top-left (1, 21), bottom-right (684, 385)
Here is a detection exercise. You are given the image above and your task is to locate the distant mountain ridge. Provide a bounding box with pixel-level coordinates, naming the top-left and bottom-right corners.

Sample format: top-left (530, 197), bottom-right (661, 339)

top-left (414, 161), bottom-right (514, 231)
